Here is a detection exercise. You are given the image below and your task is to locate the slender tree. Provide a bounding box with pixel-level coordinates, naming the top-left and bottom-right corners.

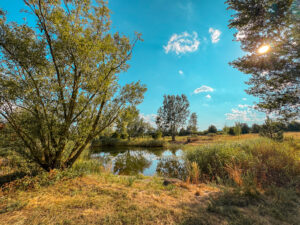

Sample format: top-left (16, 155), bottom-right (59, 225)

top-left (156, 94), bottom-right (190, 141)
top-left (0, 0), bottom-right (146, 171)
top-left (188, 112), bottom-right (198, 134)
top-left (226, 0), bottom-right (300, 120)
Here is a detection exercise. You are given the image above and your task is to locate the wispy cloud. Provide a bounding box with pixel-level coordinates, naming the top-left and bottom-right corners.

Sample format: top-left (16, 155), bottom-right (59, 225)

top-left (178, 70), bottom-right (184, 75)
top-left (194, 85), bottom-right (214, 94)
top-left (242, 98), bottom-right (247, 101)
top-left (209, 28), bottom-right (221, 43)
top-left (206, 94), bottom-right (211, 99)
top-left (164, 32), bottom-right (200, 55)
top-left (178, 1), bottom-right (193, 20)
top-left (238, 104), bottom-right (249, 108)
top-left (225, 105), bottom-right (265, 122)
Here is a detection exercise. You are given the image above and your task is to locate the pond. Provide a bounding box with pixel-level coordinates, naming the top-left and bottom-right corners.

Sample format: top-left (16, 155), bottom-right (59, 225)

top-left (90, 147), bottom-right (184, 176)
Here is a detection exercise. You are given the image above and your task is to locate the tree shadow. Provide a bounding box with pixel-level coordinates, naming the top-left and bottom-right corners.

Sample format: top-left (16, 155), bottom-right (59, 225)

top-left (0, 171), bottom-right (27, 186)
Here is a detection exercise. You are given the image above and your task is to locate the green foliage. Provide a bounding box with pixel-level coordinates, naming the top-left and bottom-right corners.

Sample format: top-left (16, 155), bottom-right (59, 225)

top-left (152, 130), bottom-right (162, 139)
top-left (233, 123), bottom-right (242, 136)
top-left (286, 121), bottom-right (300, 131)
top-left (156, 94), bottom-right (190, 141)
top-left (259, 117), bottom-right (284, 142)
top-left (0, 0), bottom-right (146, 170)
top-left (251, 124), bottom-right (261, 133)
top-left (228, 127), bottom-right (235, 136)
top-left (227, 123), bottom-right (242, 136)
top-left (188, 112), bottom-right (198, 134)
top-left (241, 123), bottom-right (250, 134)
top-left (92, 137), bottom-right (165, 148)
top-left (1, 169), bottom-right (84, 192)
top-left (208, 125), bottom-right (217, 133)
top-left (226, 0), bottom-right (300, 119)
top-left (72, 159), bottom-right (102, 175)
top-left (222, 126), bottom-right (230, 134)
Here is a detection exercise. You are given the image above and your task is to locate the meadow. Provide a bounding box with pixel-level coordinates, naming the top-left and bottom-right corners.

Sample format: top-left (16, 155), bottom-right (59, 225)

top-left (1, 133), bottom-right (299, 225)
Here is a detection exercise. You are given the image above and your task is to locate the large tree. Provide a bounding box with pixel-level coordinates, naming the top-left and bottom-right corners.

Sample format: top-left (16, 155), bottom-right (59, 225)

top-left (226, 0), bottom-right (300, 120)
top-left (0, 0), bottom-right (146, 171)
top-left (156, 94), bottom-right (190, 141)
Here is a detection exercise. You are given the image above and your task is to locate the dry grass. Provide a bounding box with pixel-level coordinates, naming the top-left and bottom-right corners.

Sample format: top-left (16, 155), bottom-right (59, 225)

top-left (1, 172), bottom-right (299, 225)
top-left (1, 133), bottom-right (300, 224)
top-left (0, 174), bottom-right (222, 225)
top-left (184, 132), bottom-right (300, 146)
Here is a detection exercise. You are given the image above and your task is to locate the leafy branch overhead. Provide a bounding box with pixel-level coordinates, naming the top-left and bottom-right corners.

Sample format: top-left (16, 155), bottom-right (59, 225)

top-left (0, 0), bottom-right (146, 171)
top-left (226, 0), bottom-right (300, 120)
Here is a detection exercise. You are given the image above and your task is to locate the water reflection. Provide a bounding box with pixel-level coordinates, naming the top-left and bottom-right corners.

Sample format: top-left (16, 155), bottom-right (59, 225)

top-left (90, 147), bottom-right (183, 176)
top-left (114, 151), bottom-right (151, 175)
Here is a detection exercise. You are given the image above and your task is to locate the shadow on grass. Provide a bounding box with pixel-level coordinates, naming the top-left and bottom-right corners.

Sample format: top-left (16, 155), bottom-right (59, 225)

top-left (178, 187), bottom-right (300, 225)
top-left (0, 171), bottom-right (27, 186)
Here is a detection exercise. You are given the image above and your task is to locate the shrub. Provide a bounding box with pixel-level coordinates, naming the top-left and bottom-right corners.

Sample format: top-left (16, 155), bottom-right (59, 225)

top-left (259, 118), bottom-right (284, 142)
top-left (152, 130), bottom-right (162, 139)
top-left (208, 125), bottom-right (218, 133)
top-left (228, 127), bottom-right (235, 135)
top-left (111, 132), bottom-right (120, 139)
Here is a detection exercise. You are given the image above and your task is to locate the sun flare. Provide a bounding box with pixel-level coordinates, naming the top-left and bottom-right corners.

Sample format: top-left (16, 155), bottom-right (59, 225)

top-left (258, 45), bottom-right (270, 54)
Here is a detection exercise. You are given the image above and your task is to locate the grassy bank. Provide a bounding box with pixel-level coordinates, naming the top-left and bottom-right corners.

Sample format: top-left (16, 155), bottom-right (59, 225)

top-left (92, 132), bottom-right (300, 148)
top-left (92, 137), bottom-right (184, 149)
top-left (1, 171), bottom-right (299, 225)
top-left (1, 137), bottom-right (300, 224)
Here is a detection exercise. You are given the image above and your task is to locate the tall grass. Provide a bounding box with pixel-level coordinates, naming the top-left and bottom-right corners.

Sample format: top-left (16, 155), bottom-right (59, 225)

top-left (185, 138), bottom-right (300, 188)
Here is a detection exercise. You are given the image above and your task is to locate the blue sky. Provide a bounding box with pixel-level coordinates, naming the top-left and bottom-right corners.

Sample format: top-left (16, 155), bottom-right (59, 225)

top-left (0, 0), bottom-right (266, 130)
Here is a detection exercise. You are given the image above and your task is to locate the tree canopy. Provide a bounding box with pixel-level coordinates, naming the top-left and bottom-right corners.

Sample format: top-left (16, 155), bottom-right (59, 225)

top-left (0, 0), bottom-right (146, 171)
top-left (156, 94), bottom-right (190, 141)
top-left (226, 0), bottom-right (300, 120)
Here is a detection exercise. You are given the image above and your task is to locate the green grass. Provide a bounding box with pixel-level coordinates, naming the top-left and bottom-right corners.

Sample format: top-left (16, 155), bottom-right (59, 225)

top-left (185, 138), bottom-right (300, 187)
top-left (1, 137), bottom-right (300, 224)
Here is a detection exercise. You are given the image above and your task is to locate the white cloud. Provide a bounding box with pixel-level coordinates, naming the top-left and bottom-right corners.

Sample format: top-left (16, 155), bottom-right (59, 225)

top-left (206, 94), bottom-right (211, 99)
top-left (140, 113), bottom-right (157, 127)
top-left (225, 105), bottom-right (265, 122)
top-left (242, 98), bottom-right (247, 101)
top-left (164, 32), bottom-right (200, 55)
top-left (194, 85), bottom-right (214, 94)
top-left (209, 28), bottom-right (221, 43)
top-left (238, 104), bottom-right (249, 108)
top-left (179, 70), bottom-right (184, 75)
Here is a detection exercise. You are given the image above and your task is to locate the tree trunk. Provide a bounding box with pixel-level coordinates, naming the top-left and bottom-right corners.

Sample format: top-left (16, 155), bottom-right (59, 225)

top-left (172, 134), bottom-right (175, 142)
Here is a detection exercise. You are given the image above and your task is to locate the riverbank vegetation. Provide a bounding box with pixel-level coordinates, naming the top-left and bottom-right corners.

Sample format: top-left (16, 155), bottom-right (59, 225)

top-left (1, 137), bottom-right (300, 225)
top-left (0, 0), bottom-right (300, 224)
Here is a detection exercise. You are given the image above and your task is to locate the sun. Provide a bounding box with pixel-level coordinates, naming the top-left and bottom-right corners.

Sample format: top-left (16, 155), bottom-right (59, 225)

top-left (258, 45), bottom-right (270, 54)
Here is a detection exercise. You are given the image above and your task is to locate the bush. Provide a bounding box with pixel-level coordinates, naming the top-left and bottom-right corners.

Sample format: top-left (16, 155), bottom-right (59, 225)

top-left (260, 118), bottom-right (284, 142)
top-left (152, 130), bottom-right (162, 139)
top-left (228, 123), bottom-right (242, 136)
top-left (228, 127), bottom-right (235, 135)
top-left (111, 132), bottom-right (120, 139)
top-left (208, 125), bottom-right (218, 133)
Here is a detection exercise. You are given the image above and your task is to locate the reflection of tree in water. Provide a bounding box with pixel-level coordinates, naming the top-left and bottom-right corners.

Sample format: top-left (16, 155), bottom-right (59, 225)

top-left (146, 149), bottom-right (164, 157)
top-left (114, 151), bottom-right (151, 175)
top-left (156, 157), bottom-right (188, 180)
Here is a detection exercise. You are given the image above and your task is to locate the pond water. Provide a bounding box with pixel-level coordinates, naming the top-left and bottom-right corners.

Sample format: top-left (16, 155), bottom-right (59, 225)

top-left (90, 147), bottom-right (184, 176)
